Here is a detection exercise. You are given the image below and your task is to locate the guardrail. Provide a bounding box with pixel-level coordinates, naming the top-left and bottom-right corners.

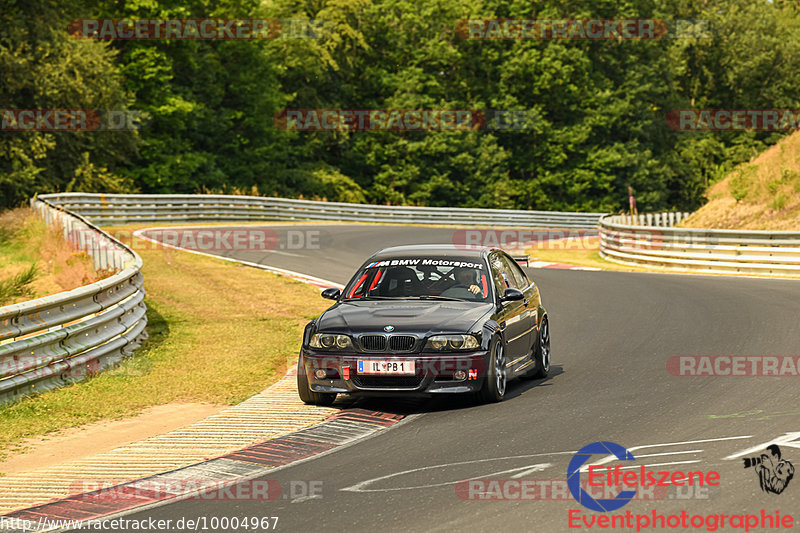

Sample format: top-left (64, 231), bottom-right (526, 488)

top-left (37, 193), bottom-right (604, 228)
top-left (599, 213), bottom-right (800, 276)
top-left (0, 198), bottom-right (148, 404)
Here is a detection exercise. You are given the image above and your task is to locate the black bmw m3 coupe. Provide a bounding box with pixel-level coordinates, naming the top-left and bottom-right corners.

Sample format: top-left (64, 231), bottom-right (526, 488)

top-left (297, 244), bottom-right (550, 405)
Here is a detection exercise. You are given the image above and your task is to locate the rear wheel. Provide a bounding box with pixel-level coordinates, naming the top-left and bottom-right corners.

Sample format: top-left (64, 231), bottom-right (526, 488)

top-left (297, 357), bottom-right (337, 406)
top-left (478, 337), bottom-right (506, 403)
top-left (525, 318), bottom-right (550, 379)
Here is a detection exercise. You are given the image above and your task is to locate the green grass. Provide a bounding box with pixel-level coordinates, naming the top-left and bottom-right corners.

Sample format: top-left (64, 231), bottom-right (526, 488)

top-left (0, 211), bottom-right (35, 264)
top-left (0, 263), bottom-right (37, 305)
top-left (729, 164), bottom-right (755, 202)
top-left (771, 193), bottom-right (788, 211)
top-left (0, 208), bottom-right (40, 305)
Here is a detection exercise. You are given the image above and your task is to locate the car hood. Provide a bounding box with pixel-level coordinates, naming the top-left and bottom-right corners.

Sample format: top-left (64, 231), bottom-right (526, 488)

top-left (316, 300), bottom-right (494, 336)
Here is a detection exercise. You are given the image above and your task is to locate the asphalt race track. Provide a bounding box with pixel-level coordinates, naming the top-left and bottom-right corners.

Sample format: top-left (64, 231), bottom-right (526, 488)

top-left (126, 224), bottom-right (800, 532)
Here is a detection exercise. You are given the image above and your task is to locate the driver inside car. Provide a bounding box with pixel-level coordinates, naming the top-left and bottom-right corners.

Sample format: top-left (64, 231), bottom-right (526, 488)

top-left (440, 267), bottom-right (482, 298)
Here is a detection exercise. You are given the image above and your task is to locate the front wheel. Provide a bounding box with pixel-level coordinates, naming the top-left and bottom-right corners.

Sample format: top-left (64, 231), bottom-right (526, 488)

top-left (478, 337), bottom-right (507, 403)
top-left (297, 357), bottom-right (337, 406)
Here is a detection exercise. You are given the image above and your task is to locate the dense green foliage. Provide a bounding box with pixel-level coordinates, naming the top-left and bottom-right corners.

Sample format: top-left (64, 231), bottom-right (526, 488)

top-left (2, 0), bottom-right (799, 212)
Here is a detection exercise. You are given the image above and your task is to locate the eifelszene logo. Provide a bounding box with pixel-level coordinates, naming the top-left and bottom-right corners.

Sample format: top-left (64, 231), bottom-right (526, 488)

top-left (568, 441), bottom-right (636, 512)
top-left (567, 441), bottom-right (721, 513)
top-left (744, 444), bottom-right (794, 495)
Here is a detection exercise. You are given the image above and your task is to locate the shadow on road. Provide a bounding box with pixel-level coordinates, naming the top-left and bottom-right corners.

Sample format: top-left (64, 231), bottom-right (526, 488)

top-left (330, 364), bottom-right (564, 417)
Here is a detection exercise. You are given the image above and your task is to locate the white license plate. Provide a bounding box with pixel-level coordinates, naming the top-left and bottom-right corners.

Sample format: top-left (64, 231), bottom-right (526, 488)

top-left (357, 360), bottom-right (415, 375)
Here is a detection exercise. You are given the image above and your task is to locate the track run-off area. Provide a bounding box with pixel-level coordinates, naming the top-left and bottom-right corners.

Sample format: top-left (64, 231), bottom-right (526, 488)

top-left (74, 224), bottom-right (800, 530)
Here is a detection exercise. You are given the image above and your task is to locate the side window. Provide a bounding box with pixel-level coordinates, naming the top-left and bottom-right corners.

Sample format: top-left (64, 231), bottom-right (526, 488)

top-left (346, 268), bottom-right (383, 298)
top-left (501, 254), bottom-right (529, 289)
top-left (489, 253), bottom-right (512, 293)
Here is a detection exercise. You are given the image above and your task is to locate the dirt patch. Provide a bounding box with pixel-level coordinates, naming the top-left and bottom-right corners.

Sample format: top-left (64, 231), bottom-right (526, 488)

top-left (0, 403), bottom-right (225, 476)
top-left (682, 130), bottom-right (800, 230)
top-left (35, 220), bottom-right (110, 293)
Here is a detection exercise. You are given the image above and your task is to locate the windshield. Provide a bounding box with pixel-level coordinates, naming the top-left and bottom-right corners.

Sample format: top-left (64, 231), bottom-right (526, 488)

top-left (343, 257), bottom-right (491, 302)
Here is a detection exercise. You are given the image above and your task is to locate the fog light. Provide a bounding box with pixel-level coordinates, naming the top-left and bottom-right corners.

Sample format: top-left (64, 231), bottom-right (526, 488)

top-left (454, 370), bottom-right (467, 380)
top-left (314, 369), bottom-right (327, 379)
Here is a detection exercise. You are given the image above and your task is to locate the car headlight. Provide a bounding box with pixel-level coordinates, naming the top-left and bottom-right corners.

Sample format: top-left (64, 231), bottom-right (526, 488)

top-left (309, 333), bottom-right (353, 350)
top-left (425, 334), bottom-right (479, 351)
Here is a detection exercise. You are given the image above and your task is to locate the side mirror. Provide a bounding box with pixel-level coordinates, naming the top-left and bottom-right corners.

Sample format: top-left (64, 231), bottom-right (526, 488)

top-left (321, 288), bottom-right (341, 300)
top-left (499, 288), bottom-right (524, 302)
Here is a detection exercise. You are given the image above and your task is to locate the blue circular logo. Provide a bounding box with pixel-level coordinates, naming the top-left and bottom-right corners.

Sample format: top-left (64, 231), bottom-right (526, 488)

top-left (384, 325), bottom-right (394, 332)
top-left (567, 441), bottom-right (637, 512)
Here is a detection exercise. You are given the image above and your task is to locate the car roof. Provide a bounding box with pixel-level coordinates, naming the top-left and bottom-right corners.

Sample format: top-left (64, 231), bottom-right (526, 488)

top-left (368, 244), bottom-right (498, 261)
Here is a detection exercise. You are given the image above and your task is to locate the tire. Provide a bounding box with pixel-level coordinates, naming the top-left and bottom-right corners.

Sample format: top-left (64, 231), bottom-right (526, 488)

top-left (525, 318), bottom-right (550, 379)
top-left (297, 357), bottom-right (337, 406)
top-left (478, 336), bottom-right (507, 403)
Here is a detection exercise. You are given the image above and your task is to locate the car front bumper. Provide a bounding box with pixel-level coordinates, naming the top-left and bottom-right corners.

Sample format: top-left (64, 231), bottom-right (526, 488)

top-left (299, 350), bottom-right (490, 396)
